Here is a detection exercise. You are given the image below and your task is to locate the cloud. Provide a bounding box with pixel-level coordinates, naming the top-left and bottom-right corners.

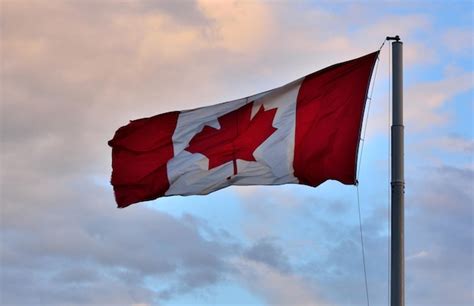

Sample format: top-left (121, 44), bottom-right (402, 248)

top-left (196, 0), bottom-right (274, 54)
top-left (405, 72), bottom-right (473, 130)
top-left (406, 165), bottom-right (474, 306)
top-left (442, 28), bottom-right (474, 55)
top-left (1, 0), bottom-right (473, 305)
top-left (406, 250), bottom-right (429, 261)
top-left (413, 134), bottom-right (474, 156)
top-left (235, 258), bottom-right (330, 306)
top-left (1, 181), bottom-right (237, 304)
top-left (368, 70), bottom-right (473, 138)
top-left (243, 237), bottom-right (292, 273)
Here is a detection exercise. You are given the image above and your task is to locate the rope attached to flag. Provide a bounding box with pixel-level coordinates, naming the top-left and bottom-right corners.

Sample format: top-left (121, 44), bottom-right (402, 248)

top-left (355, 39), bottom-right (388, 306)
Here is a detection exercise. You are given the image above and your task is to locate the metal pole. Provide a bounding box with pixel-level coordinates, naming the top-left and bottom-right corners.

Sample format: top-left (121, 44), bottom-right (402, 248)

top-left (389, 36), bottom-right (405, 306)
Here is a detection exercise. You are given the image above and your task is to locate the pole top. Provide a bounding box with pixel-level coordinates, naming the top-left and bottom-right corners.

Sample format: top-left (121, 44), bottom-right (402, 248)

top-left (386, 35), bottom-right (401, 42)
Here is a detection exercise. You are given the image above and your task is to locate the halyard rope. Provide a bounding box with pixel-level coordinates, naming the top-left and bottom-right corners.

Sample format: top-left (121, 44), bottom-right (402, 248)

top-left (356, 39), bottom-right (387, 306)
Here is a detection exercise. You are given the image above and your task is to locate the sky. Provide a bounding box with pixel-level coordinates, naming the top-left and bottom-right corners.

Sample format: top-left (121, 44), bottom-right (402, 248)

top-left (0, 0), bottom-right (473, 305)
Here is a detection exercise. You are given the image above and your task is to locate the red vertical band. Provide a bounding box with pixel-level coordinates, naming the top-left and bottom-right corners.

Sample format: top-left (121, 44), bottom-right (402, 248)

top-left (108, 111), bottom-right (179, 208)
top-left (293, 52), bottom-right (379, 187)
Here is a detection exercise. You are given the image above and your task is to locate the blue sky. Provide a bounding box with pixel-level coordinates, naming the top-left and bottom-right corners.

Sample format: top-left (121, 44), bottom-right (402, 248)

top-left (1, 1), bottom-right (472, 305)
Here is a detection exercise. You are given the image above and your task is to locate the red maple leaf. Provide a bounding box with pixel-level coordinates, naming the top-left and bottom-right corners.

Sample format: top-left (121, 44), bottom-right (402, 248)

top-left (185, 102), bottom-right (278, 177)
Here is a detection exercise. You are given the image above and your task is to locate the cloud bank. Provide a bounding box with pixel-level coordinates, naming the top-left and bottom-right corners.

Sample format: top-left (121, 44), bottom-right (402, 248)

top-left (1, 1), bottom-right (472, 305)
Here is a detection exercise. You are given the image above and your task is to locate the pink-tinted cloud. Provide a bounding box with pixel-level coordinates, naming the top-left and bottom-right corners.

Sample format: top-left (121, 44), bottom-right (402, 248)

top-left (1, 1), bottom-right (472, 305)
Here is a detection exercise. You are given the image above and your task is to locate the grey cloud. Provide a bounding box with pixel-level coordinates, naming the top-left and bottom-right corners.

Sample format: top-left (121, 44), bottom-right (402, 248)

top-left (2, 263), bottom-right (157, 305)
top-left (1, 179), bottom-right (238, 304)
top-left (405, 165), bottom-right (473, 306)
top-left (304, 163), bottom-right (474, 306)
top-left (51, 266), bottom-right (101, 284)
top-left (1, 1), bottom-right (473, 305)
top-left (0, 2), bottom-right (240, 304)
top-left (244, 237), bottom-right (292, 273)
top-left (234, 162), bottom-right (474, 305)
top-left (138, 0), bottom-right (208, 25)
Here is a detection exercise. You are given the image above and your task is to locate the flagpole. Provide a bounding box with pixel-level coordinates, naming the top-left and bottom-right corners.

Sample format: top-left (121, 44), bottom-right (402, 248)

top-left (387, 35), bottom-right (404, 306)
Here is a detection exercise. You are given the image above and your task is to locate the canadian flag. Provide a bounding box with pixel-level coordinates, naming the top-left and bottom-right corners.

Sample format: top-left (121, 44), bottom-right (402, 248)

top-left (109, 52), bottom-right (379, 208)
